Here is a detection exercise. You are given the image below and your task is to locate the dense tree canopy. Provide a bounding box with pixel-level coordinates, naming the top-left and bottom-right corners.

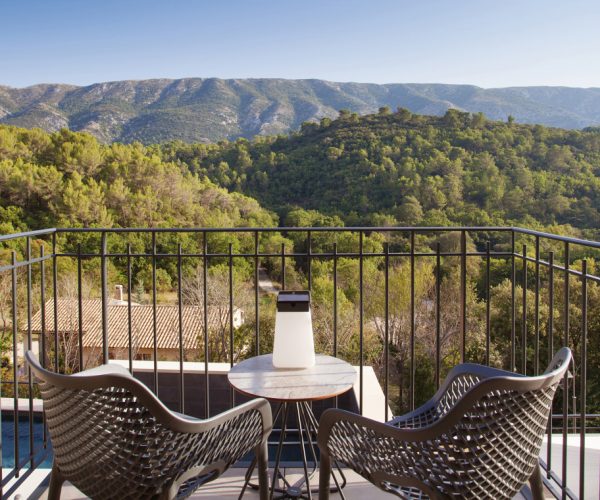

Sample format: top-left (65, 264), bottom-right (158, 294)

top-left (160, 108), bottom-right (600, 239)
top-left (0, 124), bottom-right (276, 234)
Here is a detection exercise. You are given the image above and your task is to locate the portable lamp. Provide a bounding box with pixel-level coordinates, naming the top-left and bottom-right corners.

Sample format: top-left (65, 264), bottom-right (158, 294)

top-left (272, 291), bottom-right (315, 368)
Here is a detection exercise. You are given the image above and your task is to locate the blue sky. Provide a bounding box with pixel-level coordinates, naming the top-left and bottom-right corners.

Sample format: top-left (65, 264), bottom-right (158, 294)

top-left (1, 0), bottom-right (599, 88)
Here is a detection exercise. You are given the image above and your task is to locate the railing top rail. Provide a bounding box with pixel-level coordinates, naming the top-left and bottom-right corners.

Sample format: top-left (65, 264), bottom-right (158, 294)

top-left (55, 226), bottom-right (512, 233)
top-left (1, 226), bottom-right (598, 250)
top-left (0, 227), bottom-right (56, 243)
top-left (513, 227), bottom-right (600, 249)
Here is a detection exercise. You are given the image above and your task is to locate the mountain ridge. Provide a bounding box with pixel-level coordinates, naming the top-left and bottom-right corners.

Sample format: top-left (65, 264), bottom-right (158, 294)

top-left (2, 78), bottom-right (600, 143)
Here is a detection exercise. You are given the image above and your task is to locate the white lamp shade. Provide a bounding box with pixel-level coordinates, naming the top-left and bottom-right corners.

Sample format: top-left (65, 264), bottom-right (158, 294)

top-left (272, 291), bottom-right (315, 368)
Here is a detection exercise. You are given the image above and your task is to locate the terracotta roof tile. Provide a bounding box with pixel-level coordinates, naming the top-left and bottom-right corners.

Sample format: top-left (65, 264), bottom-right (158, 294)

top-left (28, 299), bottom-right (237, 350)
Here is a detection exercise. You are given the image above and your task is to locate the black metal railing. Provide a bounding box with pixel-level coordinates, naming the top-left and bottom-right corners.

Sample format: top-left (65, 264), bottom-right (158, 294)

top-left (0, 226), bottom-right (598, 498)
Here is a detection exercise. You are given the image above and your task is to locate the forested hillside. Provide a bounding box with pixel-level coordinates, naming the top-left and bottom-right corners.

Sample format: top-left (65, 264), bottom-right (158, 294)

top-left (3, 109), bottom-right (600, 239)
top-left (163, 107), bottom-right (600, 238)
top-left (0, 125), bottom-right (275, 234)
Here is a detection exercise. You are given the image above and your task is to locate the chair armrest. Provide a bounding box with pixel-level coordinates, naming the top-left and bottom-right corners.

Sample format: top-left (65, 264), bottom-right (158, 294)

top-left (160, 397), bottom-right (272, 438)
top-left (199, 398), bottom-right (273, 437)
top-left (389, 363), bottom-right (527, 428)
top-left (318, 408), bottom-right (443, 450)
top-left (317, 408), bottom-right (449, 498)
top-left (71, 362), bottom-right (133, 378)
top-left (164, 399), bottom-right (273, 497)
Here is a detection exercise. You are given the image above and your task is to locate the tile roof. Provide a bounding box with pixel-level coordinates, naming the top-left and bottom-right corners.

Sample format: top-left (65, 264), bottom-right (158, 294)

top-left (28, 299), bottom-right (237, 350)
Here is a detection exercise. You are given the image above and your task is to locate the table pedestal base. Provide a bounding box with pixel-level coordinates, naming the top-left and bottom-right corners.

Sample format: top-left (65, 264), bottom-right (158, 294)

top-left (239, 401), bottom-right (347, 500)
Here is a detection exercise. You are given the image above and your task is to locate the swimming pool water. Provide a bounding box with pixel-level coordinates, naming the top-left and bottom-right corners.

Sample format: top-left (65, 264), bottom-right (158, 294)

top-left (1, 415), bottom-right (313, 469)
top-left (1, 414), bottom-right (53, 468)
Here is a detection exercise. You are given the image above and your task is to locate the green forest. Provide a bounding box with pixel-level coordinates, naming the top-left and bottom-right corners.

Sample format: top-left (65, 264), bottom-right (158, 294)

top-left (4, 107), bottom-right (600, 235)
top-left (1, 110), bottom-right (600, 415)
top-left (163, 107), bottom-right (600, 236)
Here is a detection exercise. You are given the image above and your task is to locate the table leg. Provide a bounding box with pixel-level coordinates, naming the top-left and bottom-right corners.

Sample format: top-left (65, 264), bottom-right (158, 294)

top-left (302, 402), bottom-right (347, 497)
top-left (239, 403), bottom-right (286, 499)
top-left (298, 403), bottom-right (319, 470)
top-left (240, 401), bottom-right (347, 500)
top-left (270, 402), bottom-right (291, 500)
top-left (294, 403), bottom-right (312, 499)
top-left (276, 402), bottom-right (347, 499)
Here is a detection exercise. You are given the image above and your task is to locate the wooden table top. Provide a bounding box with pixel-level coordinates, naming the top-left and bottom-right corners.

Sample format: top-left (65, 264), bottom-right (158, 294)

top-left (227, 354), bottom-right (356, 402)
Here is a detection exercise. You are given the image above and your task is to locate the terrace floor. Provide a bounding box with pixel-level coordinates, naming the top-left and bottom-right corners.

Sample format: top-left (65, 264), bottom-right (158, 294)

top-left (5, 467), bottom-right (545, 499)
top-left (6, 438), bottom-right (598, 498)
top-left (4, 429), bottom-right (598, 499)
top-left (8, 437), bottom-right (600, 499)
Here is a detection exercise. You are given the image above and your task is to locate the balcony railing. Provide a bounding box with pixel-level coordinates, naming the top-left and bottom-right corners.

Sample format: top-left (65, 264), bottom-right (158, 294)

top-left (1, 226), bottom-right (598, 498)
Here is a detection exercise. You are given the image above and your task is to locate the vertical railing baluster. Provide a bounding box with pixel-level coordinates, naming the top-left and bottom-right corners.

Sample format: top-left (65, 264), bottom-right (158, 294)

top-left (359, 231), bottom-right (364, 414)
top-left (562, 241), bottom-right (569, 500)
top-left (53, 232), bottom-right (59, 372)
top-left (333, 241), bottom-right (338, 410)
top-left (101, 231), bottom-right (109, 365)
top-left (40, 245), bottom-right (46, 370)
top-left (281, 242), bottom-right (286, 291)
top-left (127, 244), bottom-right (133, 374)
top-left (229, 242), bottom-right (235, 408)
top-left (522, 244), bottom-right (527, 374)
top-left (579, 260), bottom-right (587, 499)
top-left (511, 230), bottom-right (516, 371)
top-left (547, 251), bottom-right (554, 477)
top-left (307, 230), bottom-right (312, 291)
top-left (151, 231), bottom-right (158, 392)
top-left (460, 230), bottom-right (467, 363)
top-left (410, 230), bottom-right (415, 411)
top-left (77, 244), bottom-right (83, 371)
top-left (177, 243), bottom-right (184, 413)
top-left (40, 244), bottom-right (48, 449)
top-left (384, 242), bottom-right (389, 421)
top-left (11, 251), bottom-right (19, 476)
top-left (26, 238), bottom-right (34, 467)
top-left (435, 242), bottom-right (441, 388)
top-left (254, 231), bottom-right (259, 356)
top-left (203, 232), bottom-right (209, 418)
top-left (333, 242), bottom-right (338, 359)
top-left (485, 241), bottom-right (491, 366)
top-left (534, 236), bottom-right (540, 375)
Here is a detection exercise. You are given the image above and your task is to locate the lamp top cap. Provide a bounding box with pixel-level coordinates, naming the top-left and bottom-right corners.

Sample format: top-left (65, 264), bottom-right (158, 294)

top-left (276, 290), bottom-right (310, 311)
top-left (277, 290), bottom-right (310, 302)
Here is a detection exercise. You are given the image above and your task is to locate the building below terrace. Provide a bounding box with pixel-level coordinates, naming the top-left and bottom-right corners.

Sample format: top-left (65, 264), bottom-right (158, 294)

top-left (25, 296), bottom-right (244, 367)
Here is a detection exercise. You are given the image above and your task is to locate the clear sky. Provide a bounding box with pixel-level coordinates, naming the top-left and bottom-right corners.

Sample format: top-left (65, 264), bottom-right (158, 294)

top-left (1, 0), bottom-right (599, 89)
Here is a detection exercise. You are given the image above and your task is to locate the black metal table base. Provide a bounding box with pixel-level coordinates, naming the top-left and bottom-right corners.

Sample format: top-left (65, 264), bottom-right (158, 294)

top-left (239, 402), bottom-right (347, 500)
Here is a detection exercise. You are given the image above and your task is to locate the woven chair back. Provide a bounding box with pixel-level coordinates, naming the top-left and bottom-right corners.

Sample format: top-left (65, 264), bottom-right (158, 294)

top-left (26, 352), bottom-right (262, 499)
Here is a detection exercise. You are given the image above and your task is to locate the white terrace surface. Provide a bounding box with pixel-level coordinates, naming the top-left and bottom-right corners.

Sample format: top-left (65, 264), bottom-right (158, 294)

top-left (540, 433), bottom-right (600, 498)
top-left (1, 466), bottom-right (555, 499)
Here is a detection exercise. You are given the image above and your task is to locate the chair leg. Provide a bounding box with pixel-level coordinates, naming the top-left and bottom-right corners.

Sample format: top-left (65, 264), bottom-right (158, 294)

top-left (529, 461), bottom-right (545, 500)
top-left (319, 452), bottom-right (331, 500)
top-left (48, 461), bottom-right (64, 500)
top-left (256, 441), bottom-right (269, 500)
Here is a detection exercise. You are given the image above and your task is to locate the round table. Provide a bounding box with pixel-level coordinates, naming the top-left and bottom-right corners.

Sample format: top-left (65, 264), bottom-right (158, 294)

top-left (228, 354), bottom-right (356, 499)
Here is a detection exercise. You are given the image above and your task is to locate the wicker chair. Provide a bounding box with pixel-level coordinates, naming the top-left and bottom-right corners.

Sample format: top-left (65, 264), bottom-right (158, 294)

top-left (318, 347), bottom-right (571, 500)
top-left (25, 351), bottom-right (272, 500)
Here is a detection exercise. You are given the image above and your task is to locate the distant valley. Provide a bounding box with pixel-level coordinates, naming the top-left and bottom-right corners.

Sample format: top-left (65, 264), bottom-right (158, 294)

top-left (2, 78), bottom-right (600, 143)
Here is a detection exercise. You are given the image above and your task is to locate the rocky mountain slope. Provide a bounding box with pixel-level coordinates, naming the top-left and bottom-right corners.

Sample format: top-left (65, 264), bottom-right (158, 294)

top-left (2, 78), bottom-right (600, 143)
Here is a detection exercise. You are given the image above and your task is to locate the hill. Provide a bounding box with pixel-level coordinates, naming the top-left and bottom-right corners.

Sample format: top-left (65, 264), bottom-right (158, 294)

top-left (161, 108), bottom-right (600, 236)
top-left (3, 110), bottom-right (600, 241)
top-left (2, 79), bottom-right (600, 143)
top-left (0, 125), bottom-right (276, 235)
